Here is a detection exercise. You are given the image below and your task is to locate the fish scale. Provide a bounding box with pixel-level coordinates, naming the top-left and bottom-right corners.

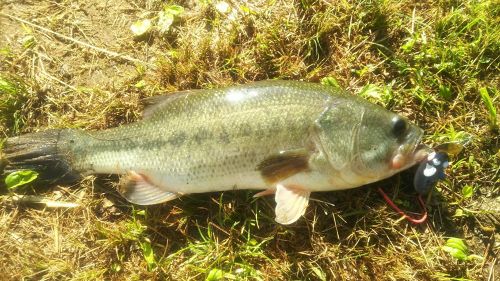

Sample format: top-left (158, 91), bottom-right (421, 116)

top-left (65, 82), bottom-right (329, 192)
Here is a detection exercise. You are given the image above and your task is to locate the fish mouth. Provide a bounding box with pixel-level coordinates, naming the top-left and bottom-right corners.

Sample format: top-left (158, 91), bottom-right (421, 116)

top-left (391, 128), bottom-right (429, 171)
top-left (413, 143), bottom-right (433, 161)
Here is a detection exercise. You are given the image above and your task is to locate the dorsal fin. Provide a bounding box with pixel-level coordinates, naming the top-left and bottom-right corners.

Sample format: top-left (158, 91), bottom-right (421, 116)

top-left (142, 90), bottom-right (199, 118)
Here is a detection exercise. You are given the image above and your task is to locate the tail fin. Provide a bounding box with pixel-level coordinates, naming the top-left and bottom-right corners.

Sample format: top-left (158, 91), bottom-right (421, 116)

top-left (1, 129), bottom-right (79, 183)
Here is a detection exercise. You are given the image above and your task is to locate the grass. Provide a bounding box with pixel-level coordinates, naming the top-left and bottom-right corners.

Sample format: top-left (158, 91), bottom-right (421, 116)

top-left (0, 0), bottom-right (499, 280)
top-left (0, 74), bottom-right (30, 136)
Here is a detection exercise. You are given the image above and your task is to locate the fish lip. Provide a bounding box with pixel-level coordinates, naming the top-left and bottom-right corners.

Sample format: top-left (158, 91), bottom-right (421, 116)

top-left (393, 127), bottom-right (427, 170)
top-left (408, 128), bottom-right (437, 166)
top-left (414, 143), bottom-right (432, 159)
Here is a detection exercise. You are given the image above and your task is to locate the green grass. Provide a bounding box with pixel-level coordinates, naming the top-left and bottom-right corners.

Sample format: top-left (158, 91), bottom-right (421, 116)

top-left (0, 74), bottom-right (30, 135)
top-left (0, 0), bottom-right (498, 280)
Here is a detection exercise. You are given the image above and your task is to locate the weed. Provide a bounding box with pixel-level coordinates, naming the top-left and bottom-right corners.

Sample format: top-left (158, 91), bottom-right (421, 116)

top-left (0, 74), bottom-right (29, 135)
top-left (442, 237), bottom-right (483, 262)
top-left (4, 170), bottom-right (38, 191)
top-left (479, 87), bottom-right (498, 132)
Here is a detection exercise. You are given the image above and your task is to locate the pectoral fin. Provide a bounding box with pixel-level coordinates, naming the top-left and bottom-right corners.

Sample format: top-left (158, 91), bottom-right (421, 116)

top-left (120, 171), bottom-right (181, 205)
top-left (274, 184), bottom-right (310, 225)
top-left (257, 150), bottom-right (310, 184)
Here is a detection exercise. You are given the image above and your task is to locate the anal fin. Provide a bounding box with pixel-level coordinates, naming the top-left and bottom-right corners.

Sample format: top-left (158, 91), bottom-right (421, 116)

top-left (120, 171), bottom-right (181, 205)
top-left (274, 184), bottom-right (310, 225)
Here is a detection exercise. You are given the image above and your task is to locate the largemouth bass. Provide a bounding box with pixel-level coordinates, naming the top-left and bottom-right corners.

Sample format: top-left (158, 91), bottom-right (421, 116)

top-left (2, 80), bottom-right (428, 224)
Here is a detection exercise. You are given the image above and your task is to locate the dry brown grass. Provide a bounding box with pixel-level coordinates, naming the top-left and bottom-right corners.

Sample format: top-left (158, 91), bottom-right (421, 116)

top-left (0, 0), bottom-right (498, 280)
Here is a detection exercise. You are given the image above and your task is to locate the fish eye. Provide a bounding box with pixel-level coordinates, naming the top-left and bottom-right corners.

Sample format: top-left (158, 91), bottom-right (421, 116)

top-left (391, 116), bottom-right (407, 137)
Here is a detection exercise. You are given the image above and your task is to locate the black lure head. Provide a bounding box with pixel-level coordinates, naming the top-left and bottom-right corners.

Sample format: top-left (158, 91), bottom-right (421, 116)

top-left (414, 151), bottom-right (450, 195)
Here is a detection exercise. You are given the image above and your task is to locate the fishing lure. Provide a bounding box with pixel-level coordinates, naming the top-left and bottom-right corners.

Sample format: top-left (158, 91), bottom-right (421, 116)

top-left (413, 151), bottom-right (450, 195)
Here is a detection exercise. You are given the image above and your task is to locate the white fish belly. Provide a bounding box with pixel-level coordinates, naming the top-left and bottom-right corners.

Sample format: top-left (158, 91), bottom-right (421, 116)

top-left (146, 170), bottom-right (269, 194)
top-left (280, 168), bottom-right (378, 192)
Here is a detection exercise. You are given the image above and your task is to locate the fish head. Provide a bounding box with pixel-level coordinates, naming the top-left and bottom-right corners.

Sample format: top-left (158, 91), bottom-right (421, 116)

top-left (355, 109), bottom-right (426, 175)
top-left (316, 97), bottom-right (429, 184)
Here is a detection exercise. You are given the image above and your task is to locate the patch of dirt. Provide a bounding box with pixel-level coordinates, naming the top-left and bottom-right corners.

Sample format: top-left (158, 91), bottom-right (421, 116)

top-left (1, 0), bottom-right (159, 91)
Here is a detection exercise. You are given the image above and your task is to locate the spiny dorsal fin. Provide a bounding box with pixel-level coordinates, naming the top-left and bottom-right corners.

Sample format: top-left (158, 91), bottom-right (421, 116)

top-left (256, 150), bottom-right (310, 184)
top-left (142, 90), bottom-right (200, 119)
top-left (120, 171), bottom-right (181, 205)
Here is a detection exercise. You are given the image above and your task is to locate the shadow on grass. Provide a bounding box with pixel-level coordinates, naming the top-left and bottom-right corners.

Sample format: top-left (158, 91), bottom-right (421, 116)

top-left (90, 169), bottom-right (462, 273)
top-left (0, 167), bottom-right (466, 279)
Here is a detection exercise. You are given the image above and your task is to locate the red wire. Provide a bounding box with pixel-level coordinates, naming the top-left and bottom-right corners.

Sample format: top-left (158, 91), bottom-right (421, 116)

top-left (377, 187), bottom-right (428, 224)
